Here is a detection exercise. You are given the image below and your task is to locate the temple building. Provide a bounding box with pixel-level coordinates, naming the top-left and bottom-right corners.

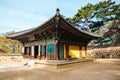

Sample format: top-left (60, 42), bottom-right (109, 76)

top-left (7, 9), bottom-right (101, 60)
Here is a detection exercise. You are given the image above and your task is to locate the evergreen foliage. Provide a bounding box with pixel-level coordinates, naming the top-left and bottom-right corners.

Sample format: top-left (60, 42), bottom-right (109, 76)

top-left (66, 0), bottom-right (120, 47)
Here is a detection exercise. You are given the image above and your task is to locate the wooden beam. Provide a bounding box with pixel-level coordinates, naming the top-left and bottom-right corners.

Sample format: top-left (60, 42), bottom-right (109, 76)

top-left (66, 43), bottom-right (69, 60)
top-left (55, 41), bottom-right (59, 61)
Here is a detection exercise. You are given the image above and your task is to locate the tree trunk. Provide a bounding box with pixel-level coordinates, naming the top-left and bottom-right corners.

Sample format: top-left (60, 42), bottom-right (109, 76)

top-left (110, 15), bottom-right (120, 44)
top-left (110, 15), bottom-right (119, 33)
top-left (107, 35), bottom-right (115, 46)
top-left (85, 18), bottom-right (91, 32)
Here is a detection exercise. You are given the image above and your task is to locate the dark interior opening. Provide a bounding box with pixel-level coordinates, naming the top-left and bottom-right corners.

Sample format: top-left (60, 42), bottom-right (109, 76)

top-left (29, 47), bottom-right (31, 56)
top-left (34, 46), bottom-right (38, 58)
top-left (24, 47), bottom-right (27, 55)
top-left (43, 45), bottom-right (46, 58)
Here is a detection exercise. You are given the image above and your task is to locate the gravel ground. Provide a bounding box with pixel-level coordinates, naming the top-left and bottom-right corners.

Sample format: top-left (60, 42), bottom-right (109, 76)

top-left (0, 59), bottom-right (120, 80)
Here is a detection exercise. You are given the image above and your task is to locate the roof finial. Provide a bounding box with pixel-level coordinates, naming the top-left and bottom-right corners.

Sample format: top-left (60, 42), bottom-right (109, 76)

top-left (56, 8), bottom-right (60, 16)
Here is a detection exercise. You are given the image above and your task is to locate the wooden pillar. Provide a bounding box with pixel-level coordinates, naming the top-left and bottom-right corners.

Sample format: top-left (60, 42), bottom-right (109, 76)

top-left (55, 42), bottom-right (59, 61)
top-left (22, 47), bottom-right (24, 54)
top-left (66, 44), bottom-right (69, 60)
top-left (81, 46), bottom-right (86, 59)
top-left (31, 46), bottom-right (34, 58)
top-left (27, 46), bottom-right (29, 54)
top-left (45, 46), bottom-right (47, 60)
top-left (22, 47), bottom-right (25, 58)
top-left (85, 46), bottom-right (87, 59)
top-left (45, 40), bottom-right (47, 60)
top-left (79, 46), bottom-right (82, 59)
top-left (38, 45), bottom-right (41, 57)
top-left (27, 46), bottom-right (30, 58)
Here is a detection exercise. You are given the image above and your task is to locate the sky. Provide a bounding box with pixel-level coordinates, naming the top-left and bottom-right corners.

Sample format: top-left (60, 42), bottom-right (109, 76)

top-left (0, 0), bottom-right (120, 34)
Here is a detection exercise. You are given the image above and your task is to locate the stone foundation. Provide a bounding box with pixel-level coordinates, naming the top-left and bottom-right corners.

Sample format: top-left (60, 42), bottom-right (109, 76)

top-left (34, 59), bottom-right (95, 72)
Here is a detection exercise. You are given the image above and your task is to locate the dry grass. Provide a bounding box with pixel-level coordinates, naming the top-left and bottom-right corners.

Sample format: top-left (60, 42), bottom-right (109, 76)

top-left (0, 56), bottom-right (22, 66)
top-left (87, 46), bottom-right (120, 58)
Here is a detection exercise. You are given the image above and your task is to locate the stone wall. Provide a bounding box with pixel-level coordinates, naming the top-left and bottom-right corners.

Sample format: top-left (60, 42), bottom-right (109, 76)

top-left (0, 54), bottom-right (22, 61)
top-left (87, 46), bottom-right (120, 58)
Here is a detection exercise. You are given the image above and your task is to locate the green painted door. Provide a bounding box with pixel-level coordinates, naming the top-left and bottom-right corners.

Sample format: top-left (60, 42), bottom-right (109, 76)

top-left (59, 43), bottom-right (64, 59)
top-left (47, 44), bottom-right (55, 56)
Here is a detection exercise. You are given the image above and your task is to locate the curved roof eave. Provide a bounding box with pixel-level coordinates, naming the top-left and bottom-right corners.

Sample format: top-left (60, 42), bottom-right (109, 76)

top-left (60, 15), bottom-right (102, 38)
top-left (7, 15), bottom-right (56, 38)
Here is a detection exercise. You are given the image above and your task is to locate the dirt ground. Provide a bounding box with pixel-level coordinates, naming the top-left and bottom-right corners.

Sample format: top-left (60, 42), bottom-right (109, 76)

top-left (0, 59), bottom-right (120, 80)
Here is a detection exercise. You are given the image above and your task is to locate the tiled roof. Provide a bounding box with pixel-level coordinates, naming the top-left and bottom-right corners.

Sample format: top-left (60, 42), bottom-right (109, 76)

top-left (7, 9), bottom-right (102, 39)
